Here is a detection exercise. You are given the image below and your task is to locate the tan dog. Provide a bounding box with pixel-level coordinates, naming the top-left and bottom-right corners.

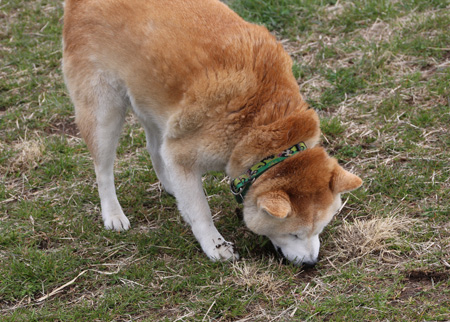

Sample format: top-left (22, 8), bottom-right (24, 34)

top-left (63, 0), bottom-right (362, 266)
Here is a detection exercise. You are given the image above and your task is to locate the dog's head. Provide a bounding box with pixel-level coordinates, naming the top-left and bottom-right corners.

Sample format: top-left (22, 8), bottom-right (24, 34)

top-left (242, 147), bottom-right (362, 266)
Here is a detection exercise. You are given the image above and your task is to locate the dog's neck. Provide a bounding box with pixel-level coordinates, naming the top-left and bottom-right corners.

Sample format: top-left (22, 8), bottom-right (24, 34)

top-left (230, 142), bottom-right (308, 203)
top-left (225, 107), bottom-right (321, 178)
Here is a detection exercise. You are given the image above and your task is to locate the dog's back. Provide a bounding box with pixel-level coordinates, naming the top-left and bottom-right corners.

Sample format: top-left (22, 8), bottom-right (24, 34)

top-left (63, 0), bottom-right (301, 127)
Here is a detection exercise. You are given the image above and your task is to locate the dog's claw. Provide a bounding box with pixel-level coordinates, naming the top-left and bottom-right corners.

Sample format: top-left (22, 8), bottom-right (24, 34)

top-left (104, 214), bottom-right (130, 231)
top-left (208, 241), bottom-right (239, 261)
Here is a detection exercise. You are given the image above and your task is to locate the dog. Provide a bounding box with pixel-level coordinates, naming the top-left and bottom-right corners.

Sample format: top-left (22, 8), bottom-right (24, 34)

top-left (62, 0), bottom-right (362, 266)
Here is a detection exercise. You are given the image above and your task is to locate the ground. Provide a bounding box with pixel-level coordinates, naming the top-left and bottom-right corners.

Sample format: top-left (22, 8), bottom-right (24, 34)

top-left (1, 0), bottom-right (449, 320)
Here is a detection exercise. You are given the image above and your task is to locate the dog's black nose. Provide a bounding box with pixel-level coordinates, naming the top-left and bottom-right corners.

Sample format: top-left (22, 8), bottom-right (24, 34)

top-left (302, 261), bottom-right (317, 269)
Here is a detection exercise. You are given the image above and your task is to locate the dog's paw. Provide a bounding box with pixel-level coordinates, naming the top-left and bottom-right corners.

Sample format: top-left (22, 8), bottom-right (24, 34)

top-left (206, 239), bottom-right (240, 262)
top-left (103, 213), bottom-right (130, 231)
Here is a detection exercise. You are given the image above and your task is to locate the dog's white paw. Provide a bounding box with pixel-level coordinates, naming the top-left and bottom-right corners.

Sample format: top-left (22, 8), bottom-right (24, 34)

top-left (205, 238), bottom-right (240, 262)
top-left (103, 213), bottom-right (130, 231)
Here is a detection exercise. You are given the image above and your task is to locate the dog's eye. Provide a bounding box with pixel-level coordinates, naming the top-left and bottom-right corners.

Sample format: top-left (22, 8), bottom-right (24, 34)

top-left (290, 233), bottom-right (300, 239)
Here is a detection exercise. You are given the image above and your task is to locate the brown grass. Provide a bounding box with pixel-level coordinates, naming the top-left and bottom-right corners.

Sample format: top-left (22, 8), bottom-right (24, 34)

top-left (330, 216), bottom-right (417, 262)
top-left (229, 260), bottom-right (288, 298)
top-left (7, 139), bottom-right (45, 173)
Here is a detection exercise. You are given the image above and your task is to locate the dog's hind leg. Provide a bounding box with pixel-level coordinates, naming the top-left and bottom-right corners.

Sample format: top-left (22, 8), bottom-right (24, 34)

top-left (65, 68), bottom-right (130, 231)
top-left (143, 125), bottom-right (175, 196)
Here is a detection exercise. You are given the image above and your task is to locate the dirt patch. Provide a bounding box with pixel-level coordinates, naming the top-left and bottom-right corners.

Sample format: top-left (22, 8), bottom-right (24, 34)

top-left (46, 118), bottom-right (80, 137)
top-left (395, 270), bottom-right (450, 302)
top-left (293, 266), bottom-right (318, 283)
top-left (35, 232), bottom-right (52, 250)
top-left (406, 269), bottom-right (449, 283)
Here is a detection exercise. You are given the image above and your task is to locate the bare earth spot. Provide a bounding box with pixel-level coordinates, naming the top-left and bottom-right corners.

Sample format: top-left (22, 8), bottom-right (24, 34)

top-left (407, 269), bottom-right (449, 283)
top-left (46, 118), bottom-right (80, 137)
top-left (396, 270), bottom-right (450, 302)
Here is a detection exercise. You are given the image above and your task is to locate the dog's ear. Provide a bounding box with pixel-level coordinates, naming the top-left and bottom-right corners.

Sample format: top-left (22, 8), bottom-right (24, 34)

top-left (257, 191), bottom-right (291, 219)
top-left (330, 164), bottom-right (362, 193)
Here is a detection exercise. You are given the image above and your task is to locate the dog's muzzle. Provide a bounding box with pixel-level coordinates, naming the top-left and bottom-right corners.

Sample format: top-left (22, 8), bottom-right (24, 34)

top-left (273, 244), bottom-right (317, 268)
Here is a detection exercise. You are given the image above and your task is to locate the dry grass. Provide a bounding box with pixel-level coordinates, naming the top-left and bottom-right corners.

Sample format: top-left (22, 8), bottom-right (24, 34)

top-left (331, 216), bottom-right (417, 261)
top-left (7, 139), bottom-right (45, 172)
top-left (229, 260), bottom-right (288, 298)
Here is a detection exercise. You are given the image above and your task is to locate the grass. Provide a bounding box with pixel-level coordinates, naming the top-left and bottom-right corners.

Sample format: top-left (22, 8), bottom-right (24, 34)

top-left (1, 0), bottom-right (449, 320)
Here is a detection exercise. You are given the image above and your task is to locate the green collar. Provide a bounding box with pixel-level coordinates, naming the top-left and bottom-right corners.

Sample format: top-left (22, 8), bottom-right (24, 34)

top-left (230, 142), bottom-right (307, 204)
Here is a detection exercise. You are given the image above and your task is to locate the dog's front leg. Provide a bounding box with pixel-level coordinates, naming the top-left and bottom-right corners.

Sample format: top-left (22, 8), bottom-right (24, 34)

top-left (162, 148), bottom-right (239, 261)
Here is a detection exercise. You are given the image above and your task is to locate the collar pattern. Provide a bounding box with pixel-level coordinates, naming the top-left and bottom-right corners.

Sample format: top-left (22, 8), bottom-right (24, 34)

top-left (230, 142), bottom-right (307, 203)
